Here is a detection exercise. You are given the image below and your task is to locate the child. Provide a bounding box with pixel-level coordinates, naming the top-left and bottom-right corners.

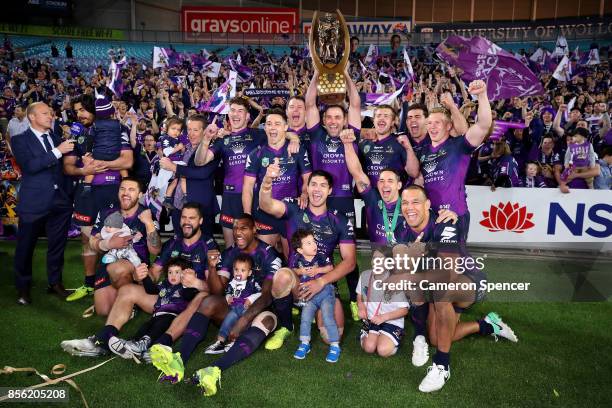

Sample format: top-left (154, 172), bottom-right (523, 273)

top-left (357, 249), bottom-right (410, 357)
top-left (157, 117), bottom-right (187, 209)
top-left (561, 127), bottom-right (597, 189)
top-left (521, 161), bottom-right (547, 188)
top-left (108, 257), bottom-right (198, 361)
top-left (289, 229), bottom-right (340, 363)
top-left (82, 96), bottom-right (127, 186)
top-left (100, 212), bottom-right (141, 267)
top-left (204, 254), bottom-right (262, 354)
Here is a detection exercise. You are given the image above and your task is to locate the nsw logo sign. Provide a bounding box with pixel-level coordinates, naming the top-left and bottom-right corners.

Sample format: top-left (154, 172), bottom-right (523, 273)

top-left (479, 202), bottom-right (535, 233)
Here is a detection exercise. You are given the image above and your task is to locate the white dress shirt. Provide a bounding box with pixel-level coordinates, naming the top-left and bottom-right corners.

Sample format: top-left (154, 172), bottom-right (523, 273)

top-left (29, 127), bottom-right (62, 160)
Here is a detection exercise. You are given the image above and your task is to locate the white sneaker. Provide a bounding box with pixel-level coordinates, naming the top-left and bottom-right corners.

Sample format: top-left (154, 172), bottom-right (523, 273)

top-left (412, 335), bottom-right (429, 367)
top-left (485, 312), bottom-right (518, 342)
top-left (204, 340), bottom-right (226, 355)
top-left (108, 336), bottom-right (134, 360)
top-left (418, 364), bottom-right (450, 393)
top-left (60, 336), bottom-right (107, 357)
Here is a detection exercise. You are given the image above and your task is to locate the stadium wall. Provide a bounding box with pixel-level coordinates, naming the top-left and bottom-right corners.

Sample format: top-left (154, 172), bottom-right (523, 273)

top-left (66, 0), bottom-right (610, 31)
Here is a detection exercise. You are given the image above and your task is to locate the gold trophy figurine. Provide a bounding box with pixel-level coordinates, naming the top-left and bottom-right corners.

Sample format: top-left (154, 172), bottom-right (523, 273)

top-left (309, 10), bottom-right (351, 105)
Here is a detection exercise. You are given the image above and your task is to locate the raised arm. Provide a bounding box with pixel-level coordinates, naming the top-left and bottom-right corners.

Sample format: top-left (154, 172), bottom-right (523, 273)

top-left (193, 123), bottom-right (217, 166)
top-left (305, 70), bottom-right (320, 129)
top-left (465, 80), bottom-right (492, 146)
top-left (340, 129), bottom-right (369, 193)
top-left (258, 159), bottom-right (287, 218)
top-left (346, 70), bottom-right (362, 129)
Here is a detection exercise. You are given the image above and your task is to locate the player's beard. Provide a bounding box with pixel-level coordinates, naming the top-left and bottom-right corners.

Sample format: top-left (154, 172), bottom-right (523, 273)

top-left (181, 223), bottom-right (200, 239)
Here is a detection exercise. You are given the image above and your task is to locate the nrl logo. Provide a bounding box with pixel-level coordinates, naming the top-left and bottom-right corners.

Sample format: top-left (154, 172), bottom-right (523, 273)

top-left (303, 213), bottom-right (310, 223)
top-left (262, 157), bottom-right (270, 167)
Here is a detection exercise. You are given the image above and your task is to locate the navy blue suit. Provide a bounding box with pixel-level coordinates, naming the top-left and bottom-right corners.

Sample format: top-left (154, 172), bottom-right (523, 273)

top-left (12, 128), bottom-right (72, 291)
top-left (171, 155), bottom-right (220, 237)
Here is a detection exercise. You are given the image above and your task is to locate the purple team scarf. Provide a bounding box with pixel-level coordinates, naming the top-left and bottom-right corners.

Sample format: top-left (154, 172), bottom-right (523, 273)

top-left (436, 36), bottom-right (544, 101)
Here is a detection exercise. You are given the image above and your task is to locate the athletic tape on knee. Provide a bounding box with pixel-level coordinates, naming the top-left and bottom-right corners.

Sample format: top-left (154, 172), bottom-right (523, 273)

top-left (251, 312), bottom-right (277, 336)
top-left (271, 267), bottom-right (296, 299)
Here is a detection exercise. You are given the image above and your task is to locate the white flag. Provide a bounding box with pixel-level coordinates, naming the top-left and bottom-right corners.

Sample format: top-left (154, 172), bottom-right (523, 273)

top-left (153, 46), bottom-right (169, 69)
top-left (403, 48), bottom-right (414, 82)
top-left (553, 56), bottom-right (571, 82)
top-left (372, 85), bottom-right (405, 106)
top-left (529, 48), bottom-right (544, 64)
top-left (587, 48), bottom-right (600, 65)
top-left (553, 36), bottom-right (569, 57)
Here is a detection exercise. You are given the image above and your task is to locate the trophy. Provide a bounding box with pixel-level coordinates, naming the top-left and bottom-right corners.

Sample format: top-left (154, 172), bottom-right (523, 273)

top-left (309, 10), bottom-right (350, 105)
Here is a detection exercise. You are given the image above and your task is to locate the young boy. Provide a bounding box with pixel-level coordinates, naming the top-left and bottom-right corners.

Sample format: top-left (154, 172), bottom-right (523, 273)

top-left (108, 257), bottom-right (199, 361)
top-left (521, 161), bottom-right (547, 188)
top-left (82, 96), bottom-right (127, 185)
top-left (290, 229), bottom-right (340, 363)
top-left (561, 127), bottom-right (597, 189)
top-left (158, 117), bottom-right (187, 209)
top-left (204, 254), bottom-right (262, 354)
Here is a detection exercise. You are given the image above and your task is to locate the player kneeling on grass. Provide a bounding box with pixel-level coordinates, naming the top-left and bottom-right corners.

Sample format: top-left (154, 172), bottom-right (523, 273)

top-left (108, 257), bottom-right (199, 361)
top-left (357, 249), bottom-right (410, 357)
top-left (204, 254), bottom-right (262, 354)
top-left (290, 229), bottom-right (341, 363)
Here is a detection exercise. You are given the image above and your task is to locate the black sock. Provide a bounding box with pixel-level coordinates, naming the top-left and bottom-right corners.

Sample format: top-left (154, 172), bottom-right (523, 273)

top-left (478, 318), bottom-right (494, 335)
top-left (345, 265), bottom-right (359, 302)
top-left (153, 333), bottom-right (173, 347)
top-left (95, 325), bottom-right (118, 349)
top-left (213, 327), bottom-right (267, 371)
top-left (433, 350), bottom-right (450, 371)
top-left (179, 312), bottom-right (209, 363)
top-left (273, 294), bottom-right (293, 331)
top-left (411, 303), bottom-right (429, 339)
top-left (84, 275), bottom-right (95, 288)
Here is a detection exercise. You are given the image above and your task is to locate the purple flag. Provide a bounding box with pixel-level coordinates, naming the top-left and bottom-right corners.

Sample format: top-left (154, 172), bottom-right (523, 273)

top-left (229, 59), bottom-right (253, 83)
top-left (489, 120), bottom-right (527, 142)
top-left (107, 56), bottom-right (126, 96)
top-left (436, 36), bottom-right (544, 101)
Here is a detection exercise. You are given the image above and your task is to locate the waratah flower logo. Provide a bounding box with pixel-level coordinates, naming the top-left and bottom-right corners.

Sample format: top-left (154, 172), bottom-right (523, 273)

top-left (479, 202), bottom-right (535, 233)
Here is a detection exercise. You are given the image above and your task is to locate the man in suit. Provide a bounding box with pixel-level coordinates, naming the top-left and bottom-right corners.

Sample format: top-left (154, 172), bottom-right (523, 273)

top-left (12, 102), bottom-right (76, 305)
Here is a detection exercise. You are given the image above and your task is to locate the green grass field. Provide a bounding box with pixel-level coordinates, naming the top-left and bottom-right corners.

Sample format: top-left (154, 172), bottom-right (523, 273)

top-left (0, 240), bottom-right (611, 407)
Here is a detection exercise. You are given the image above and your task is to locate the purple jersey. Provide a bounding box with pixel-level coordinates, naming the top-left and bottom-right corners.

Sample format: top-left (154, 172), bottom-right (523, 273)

top-left (210, 127), bottom-right (266, 194)
top-left (244, 141), bottom-right (311, 200)
top-left (92, 204), bottom-right (151, 263)
top-left (521, 175), bottom-right (547, 188)
top-left (360, 186), bottom-right (401, 245)
top-left (154, 235), bottom-right (218, 280)
top-left (289, 125), bottom-right (311, 151)
top-left (218, 240), bottom-right (283, 287)
top-left (91, 124), bottom-right (131, 186)
top-left (409, 134), bottom-right (431, 161)
top-left (420, 135), bottom-right (476, 216)
top-left (359, 133), bottom-right (407, 185)
top-left (158, 134), bottom-right (183, 162)
top-left (492, 154), bottom-right (521, 187)
top-left (395, 210), bottom-right (462, 255)
top-left (308, 124), bottom-right (358, 198)
top-left (151, 280), bottom-right (197, 315)
top-left (283, 199), bottom-right (355, 261)
top-left (289, 252), bottom-right (332, 283)
top-left (566, 140), bottom-right (594, 168)
top-left (225, 276), bottom-right (261, 306)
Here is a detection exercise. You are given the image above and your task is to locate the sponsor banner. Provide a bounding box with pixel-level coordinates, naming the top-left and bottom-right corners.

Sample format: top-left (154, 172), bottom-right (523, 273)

top-left (302, 20), bottom-right (411, 37)
top-left (0, 23), bottom-right (124, 40)
top-left (415, 17), bottom-right (612, 42)
top-left (243, 88), bottom-right (290, 98)
top-left (182, 6), bottom-right (298, 34)
top-left (466, 186), bottom-right (611, 243)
